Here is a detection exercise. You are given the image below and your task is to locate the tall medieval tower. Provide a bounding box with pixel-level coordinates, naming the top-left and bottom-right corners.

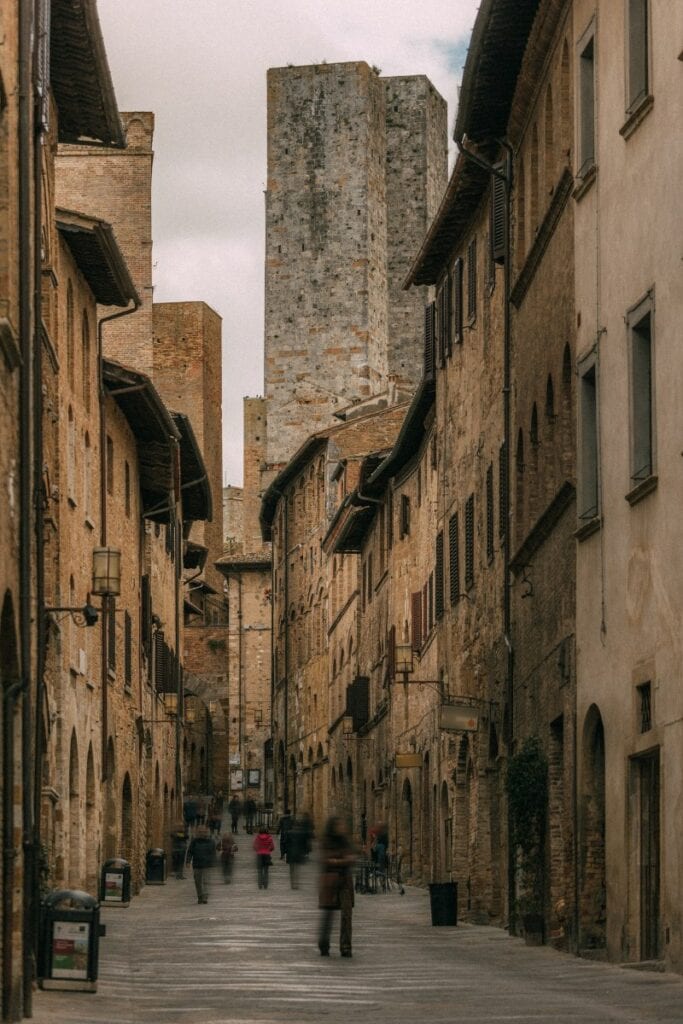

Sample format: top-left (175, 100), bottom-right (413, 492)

top-left (263, 62), bottom-right (447, 472)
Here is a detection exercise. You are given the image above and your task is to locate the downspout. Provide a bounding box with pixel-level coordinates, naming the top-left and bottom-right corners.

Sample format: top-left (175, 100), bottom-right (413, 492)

top-left (98, 301), bottom-right (139, 783)
top-left (173, 444), bottom-right (182, 803)
top-left (237, 573), bottom-right (243, 797)
top-left (272, 490), bottom-right (289, 813)
top-left (456, 137), bottom-right (515, 930)
top-left (18, 0), bottom-right (34, 1014)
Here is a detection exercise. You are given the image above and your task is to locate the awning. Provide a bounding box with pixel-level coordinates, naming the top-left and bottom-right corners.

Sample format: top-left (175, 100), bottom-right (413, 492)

top-left (56, 209), bottom-right (139, 307)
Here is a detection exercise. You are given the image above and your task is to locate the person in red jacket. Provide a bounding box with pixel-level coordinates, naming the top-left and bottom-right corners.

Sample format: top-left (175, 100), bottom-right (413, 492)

top-left (253, 828), bottom-right (275, 889)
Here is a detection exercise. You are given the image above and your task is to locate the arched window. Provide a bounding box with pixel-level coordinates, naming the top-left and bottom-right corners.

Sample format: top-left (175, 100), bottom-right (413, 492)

top-left (66, 281), bottom-right (74, 390)
top-left (82, 310), bottom-right (91, 410)
top-left (516, 429), bottom-right (525, 474)
top-left (530, 403), bottom-right (539, 446)
top-left (546, 375), bottom-right (555, 419)
top-left (67, 405), bottom-right (76, 501)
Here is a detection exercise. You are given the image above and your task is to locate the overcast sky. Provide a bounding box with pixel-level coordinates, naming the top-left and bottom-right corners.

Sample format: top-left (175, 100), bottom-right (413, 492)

top-left (97, 0), bottom-right (480, 485)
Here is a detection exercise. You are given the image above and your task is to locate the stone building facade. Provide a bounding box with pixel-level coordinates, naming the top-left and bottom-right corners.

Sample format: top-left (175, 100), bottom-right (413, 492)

top-left (572, 0), bottom-right (683, 972)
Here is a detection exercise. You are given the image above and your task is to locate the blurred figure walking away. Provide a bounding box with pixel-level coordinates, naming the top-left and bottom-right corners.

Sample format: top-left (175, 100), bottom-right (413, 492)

top-left (253, 828), bottom-right (275, 889)
top-left (183, 795), bottom-right (198, 834)
top-left (170, 822), bottom-right (188, 879)
top-left (207, 798), bottom-right (222, 837)
top-left (244, 797), bottom-right (257, 834)
top-left (277, 808), bottom-right (292, 860)
top-left (228, 795), bottom-right (242, 833)
top-left (219, 832), bottom-right (238, 884)
top-left (187, 825), bottom-right (216, 904)
top-left (318, 816), bottom-right (356, 958)
top-left (286, 818), bottom-right (308, 889)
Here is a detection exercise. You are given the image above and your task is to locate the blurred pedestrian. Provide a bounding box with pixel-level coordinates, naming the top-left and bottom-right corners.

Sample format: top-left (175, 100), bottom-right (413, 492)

top-left (277, 808), bottom-right (292, 860)
top-left (253, 828), bottom-right (275, 889)
top-left (207, 799), bottom-right (222, 837)
top-left (300, 811), bottom-right (314, 858)
top-left (187, 825), bottom-right (216, 904)
top-left (219, 832), bottom-right (238, 884)
top-left (318, 815), bottom-right (356, 958)
top-left (286, 818), bottom-right (308, 889)
top-left (170, 821), bottom-right (188, 879)
top-left (228, 795), bottom-right (242, 834)
top-left (183, 795), bottom-right (198, 833)
top-left (360, 811), bottom-right (367, 847)
top-left (196, 795), bottom-right (207, 827)
top-left (244, 797), bottom-right (257, 834)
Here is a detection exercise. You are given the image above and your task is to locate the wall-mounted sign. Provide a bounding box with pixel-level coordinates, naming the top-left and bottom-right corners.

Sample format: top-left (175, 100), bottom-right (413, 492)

top-left (395, 752), bottom-right (423, 769)
top-left (440, 705), bottom-right (479, 732)
top-left (230, 769), bottom-right (243, 788)
top-left (248, 769), bottom-right (261, 786)
top-left (229, 753), bottom-right (241, 766)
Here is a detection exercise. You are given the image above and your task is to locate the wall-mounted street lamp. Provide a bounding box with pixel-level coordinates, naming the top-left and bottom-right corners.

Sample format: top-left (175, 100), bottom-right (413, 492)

top-left (91, 546), bottom-right (122, 597)
top-left (44, 602), bottom-right (99, 627)
top-left (395, 642), bottom-right (414, 675)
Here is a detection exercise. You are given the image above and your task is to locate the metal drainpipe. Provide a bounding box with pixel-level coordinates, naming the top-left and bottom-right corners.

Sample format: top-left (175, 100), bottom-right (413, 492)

top-left (97, 301), bottom-right (139, 784)
top-left (172, 449), bottom-right (183, 804)
top-left (275, 492), bottom-right (289, 813)
top-left (455, 137), bottom-right (515, 929)
top-left (237, 572), bottom-right (244, 798)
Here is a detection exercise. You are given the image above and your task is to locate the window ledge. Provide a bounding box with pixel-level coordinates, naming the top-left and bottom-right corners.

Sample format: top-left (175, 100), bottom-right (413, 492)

top-left (574, 515), bottom-right (601, 542)
top-left (67, 496), bottom-right (77, 510)
top-left (620, 94), bottom-right (654, 140)
top-left (626, 474), bottom-right (658, 506)
top-left (107, 668), bottom-right (116, 682)
top-left (573, 163), bottom-right (597, 202)
top-left (84, 515), bottom-right (95, 531)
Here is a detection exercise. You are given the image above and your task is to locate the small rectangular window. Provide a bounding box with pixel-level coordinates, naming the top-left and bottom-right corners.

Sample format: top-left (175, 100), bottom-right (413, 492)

top-left (124, 610), bottom-right (132, 689)
top-left (125, 460), bottom-right (131, 517)
top-left (424, 302), bottom-right (436, 378)
top-left (453, 258), bottom-right (464, 343)
top-left (400, 494), bottom-right (411, 538)
top-left (627, 0), bottom-right (649, 112)
top-left (435, 531), bottom-right (444, 620)
top-left (486, 463), bottom-right (494, 563)
top-left (465, 494), bottom-right (475, 589)
top-left (579, 361), bottom-right (599, 521)
top-left (449, 512), bottom-right (460, 605)
top-left (637, 681), bottom-right (652, 733)
top-left (629, 303), bottom-right (654, 485)
top-left (467, 238), bottom-right (477, 321)
top-left (579, 34), bottom-right (596, 174)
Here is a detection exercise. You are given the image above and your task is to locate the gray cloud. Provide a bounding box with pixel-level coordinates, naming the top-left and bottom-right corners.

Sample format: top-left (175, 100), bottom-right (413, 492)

top-left (97, 0), bottom-right (479, 482)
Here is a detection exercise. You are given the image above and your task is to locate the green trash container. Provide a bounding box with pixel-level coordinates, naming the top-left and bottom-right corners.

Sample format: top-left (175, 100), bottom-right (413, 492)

top-left (100, 857), bottom-right (131, 906)
top-left (146, 848), bottom-right (167, 885)
top-left (429, 882), bottom-right (458, 926)
top-left (39, 889), bottom-right (105, 992)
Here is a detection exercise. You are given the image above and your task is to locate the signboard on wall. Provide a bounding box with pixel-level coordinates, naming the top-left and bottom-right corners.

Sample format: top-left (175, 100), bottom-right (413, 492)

top-left (229, 753), bottom-right (241, 766)
top-left (395, 752), bottom-right (423, 769)
top-left (248, 769), bottom-right (261, 786)
top-left (439, 705), bottom-right (479, 732)
top-left (230, 769), bottom-right (243, 788)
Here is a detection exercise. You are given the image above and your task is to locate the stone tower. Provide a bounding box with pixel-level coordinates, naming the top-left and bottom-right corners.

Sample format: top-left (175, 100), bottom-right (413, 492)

top-left (264, 62), bottom-right (447, 471)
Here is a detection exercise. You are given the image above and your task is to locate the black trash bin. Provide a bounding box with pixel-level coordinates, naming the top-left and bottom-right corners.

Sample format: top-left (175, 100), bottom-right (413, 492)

top-left (146, 847), bottom-right (167, 885)
top-left (100, 858), bottom-right (131, 906)
top-left (429, 882), bottom-right (458, 926)
top-left (39, 890), bottom-right (104, 992)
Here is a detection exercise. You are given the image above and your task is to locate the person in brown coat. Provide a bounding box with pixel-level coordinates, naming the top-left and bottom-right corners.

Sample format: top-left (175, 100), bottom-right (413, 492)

top-left (318, 815), bottom-right (356, 958)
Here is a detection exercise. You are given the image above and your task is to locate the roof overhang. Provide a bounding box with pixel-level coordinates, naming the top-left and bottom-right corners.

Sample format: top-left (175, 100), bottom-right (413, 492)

top-left (365, 377), bottom-right (436, 492)
top-left (171, 412), bottom-right (213, 524)
top-left (51, 0), bottom-right (125, 147)
top-left (103, 359), bottom-right (179, 522)
top-left (260, 437), bottom-right (327, 541)
top-left (183, 541), bottom-right (208, 572)
top-left (56, 209), bottom-right (139, 306)
top-left (215, 553), bottom-right (272, 576)
top-left (454, 0), bottom-right (542, 145)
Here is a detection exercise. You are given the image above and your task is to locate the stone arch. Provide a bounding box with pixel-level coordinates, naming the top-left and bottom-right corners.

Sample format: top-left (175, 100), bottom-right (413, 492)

top-left (85, 744), bottom-right (97, 893)
top-left (580, 705), bottom-right (606, 949)
top-left (121, 773), bottom-right (134, 866)
top-left (68, 730), bottom-right (81, 887)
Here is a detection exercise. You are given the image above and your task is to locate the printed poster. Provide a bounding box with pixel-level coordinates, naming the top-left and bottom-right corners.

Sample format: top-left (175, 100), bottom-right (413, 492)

top-left (51, 921), bottom-right (90, 979)
top-left (104, 870), bottom-right (124, 902)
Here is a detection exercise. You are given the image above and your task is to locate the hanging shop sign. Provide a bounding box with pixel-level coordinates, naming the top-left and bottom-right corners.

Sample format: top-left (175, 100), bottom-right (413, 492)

top-left (395, 752), bottom-right (423, 769)
top-left (439, 704), bottom-right (479, 732)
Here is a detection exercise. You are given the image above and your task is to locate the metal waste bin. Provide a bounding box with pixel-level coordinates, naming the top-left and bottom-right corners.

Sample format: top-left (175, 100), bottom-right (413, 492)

top-left (429, 882), bottom-right (458, 926)
top-left (39, 890), bottom-right (104, 992)
top-left (146, 847), bottom-right (167, 885)
top-left (100, 857), bottom-right (131, 906)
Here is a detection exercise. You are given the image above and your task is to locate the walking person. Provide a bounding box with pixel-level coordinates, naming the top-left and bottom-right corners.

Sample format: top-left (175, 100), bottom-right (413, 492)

top-left (286, 818), bottom-right (308, 890)
top-left (228, 795), bottom-right (242, 834)
top-left (219, 832), bottom-right (238, 884)
top-left (277, 808), bottom-right (292, 860)
top-left (318, 815), bottom-right (356, 958)
top-left (253, 827), bottom-right (275, 889)
top-left (187, 825), bottom-right (216, 904)
top-left (170, 821), bottom-right (188, 879)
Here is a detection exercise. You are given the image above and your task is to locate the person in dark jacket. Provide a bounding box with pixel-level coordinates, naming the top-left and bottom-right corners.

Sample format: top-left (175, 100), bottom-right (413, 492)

top-left (244, 797), bottom-right (257, 834)
top-left (219, 833), bottom-right (238, 883)
top-left (277, 809), bottom-right (292, 860)
top-left (187, 825), bottom-right (216, 904)
top-left (318, 815), bottom-right (356, 958)
top-left (286, 819), bottom-right (308, 889)
top-left (170, 822), bottom-right (188, 879)
top-left (228, 796), bottom-right (242, 834)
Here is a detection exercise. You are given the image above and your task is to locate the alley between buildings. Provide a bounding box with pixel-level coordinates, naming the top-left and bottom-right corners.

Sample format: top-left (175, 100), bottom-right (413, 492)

top-left (31, 851), bottom-right (683, 1024)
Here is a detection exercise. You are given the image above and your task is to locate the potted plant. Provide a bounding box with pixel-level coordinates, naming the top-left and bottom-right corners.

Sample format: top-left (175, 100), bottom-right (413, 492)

top-left (506, 736), bottom-right (548, 945)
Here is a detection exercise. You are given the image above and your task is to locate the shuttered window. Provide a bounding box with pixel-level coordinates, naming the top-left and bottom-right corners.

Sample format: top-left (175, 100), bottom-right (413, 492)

top-left (453, 258), bottom-right (464, 343)
top-left (465, 494), bottom-right (475, 589)
top-left (449, 512), bottom-right (460, 605)
top-left (107, 599), bottom-right (116, 672)
top-left (486, 464), bottom-right (494, 563)
top-left (428, 573), bottom-right (434, 631)
top-left (411, 593), bottom-right (423, 652)
top-left (422, 582), bottom-right (428, 641)
top-left (400, 494), bottom-right (410, 538)
top-left (424, 302), bottom-right (436, 378)
top-left (435, 531), bottom-right (444, 619)
top-left (387, 624), bottom-right (396, 682)
top-left (124, 610), bottom-right (132, 689)
top-left (490, 169), bottom-right (506, 266)
top-left (436, 284), bottom-right (445, 367)
top-left (467, 238), bottom-right (477, 321)
top-left (140, 574), bottom-right (151, 661)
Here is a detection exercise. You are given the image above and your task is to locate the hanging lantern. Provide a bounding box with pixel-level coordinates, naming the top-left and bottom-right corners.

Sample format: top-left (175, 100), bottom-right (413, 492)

top-left (92, 547), bottom-right (121, 597)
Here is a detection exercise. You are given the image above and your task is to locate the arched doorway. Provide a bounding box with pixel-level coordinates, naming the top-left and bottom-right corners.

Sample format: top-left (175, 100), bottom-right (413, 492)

top-left (401, 778), bottom-right (413, 877)
top-left (85, 745), bottom-right (98, 893)
top-left (68, 731), bottom-right (81, 887)
top-left (121, 774), bottom-right (134, 866)
top-left (580, 705), bottom-right (606, 949)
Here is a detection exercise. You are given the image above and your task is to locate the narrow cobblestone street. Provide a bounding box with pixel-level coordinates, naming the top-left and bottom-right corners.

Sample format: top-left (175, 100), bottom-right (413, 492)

top-left (32, 849), bottom-right (683, 1024)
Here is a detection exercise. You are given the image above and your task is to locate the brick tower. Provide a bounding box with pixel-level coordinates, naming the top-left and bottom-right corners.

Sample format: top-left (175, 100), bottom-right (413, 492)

top-left (264, 62), bottom-right (447, 471)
